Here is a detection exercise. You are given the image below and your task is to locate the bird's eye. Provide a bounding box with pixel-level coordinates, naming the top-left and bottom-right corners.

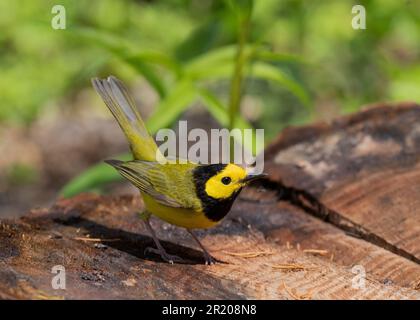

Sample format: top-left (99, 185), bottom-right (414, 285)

top-left (221, 177), bottom-right (231, 185)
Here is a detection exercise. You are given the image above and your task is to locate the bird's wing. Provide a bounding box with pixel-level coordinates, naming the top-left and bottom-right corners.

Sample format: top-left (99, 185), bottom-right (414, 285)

top-left (106, 160), bottom-right (202, 210)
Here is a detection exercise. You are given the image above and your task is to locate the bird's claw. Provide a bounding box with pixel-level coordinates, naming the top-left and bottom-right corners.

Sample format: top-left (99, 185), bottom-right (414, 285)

top-left (203, 252), bottom-right (216, 265)
top-left (144, 246), bottom-right (184, 264)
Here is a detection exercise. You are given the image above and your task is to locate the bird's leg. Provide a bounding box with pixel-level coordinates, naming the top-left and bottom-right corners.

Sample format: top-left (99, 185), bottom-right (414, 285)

top-left (141, 214), bottom-right (184, 264)
top-left (187, 229), bottom-right (216, 265)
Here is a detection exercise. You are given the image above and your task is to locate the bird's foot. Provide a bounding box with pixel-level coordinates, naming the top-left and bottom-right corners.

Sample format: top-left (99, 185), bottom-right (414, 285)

top-left (203, 252), bottom-right (216, 265)
top-left (144, 246), bottom-right (184, 264)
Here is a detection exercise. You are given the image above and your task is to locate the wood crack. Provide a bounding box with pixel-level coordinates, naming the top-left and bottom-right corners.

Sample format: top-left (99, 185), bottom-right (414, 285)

top-left (259, 180), bottom-right (420, 265)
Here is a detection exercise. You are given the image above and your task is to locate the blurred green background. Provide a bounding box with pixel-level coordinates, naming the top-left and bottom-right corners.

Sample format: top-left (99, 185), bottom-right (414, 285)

top-left (0, 0), bottom-right (419, 215)
top-left (2, 0), bottom-right (419, 129)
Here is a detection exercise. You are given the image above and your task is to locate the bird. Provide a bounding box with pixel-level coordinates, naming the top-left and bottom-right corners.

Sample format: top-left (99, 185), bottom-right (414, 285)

top-left (92, 76), bottom-right (266, 264)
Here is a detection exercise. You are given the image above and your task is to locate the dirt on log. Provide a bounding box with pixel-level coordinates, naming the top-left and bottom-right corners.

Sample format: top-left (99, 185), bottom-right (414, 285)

top-left (1, 102), bottom-right (420, 299)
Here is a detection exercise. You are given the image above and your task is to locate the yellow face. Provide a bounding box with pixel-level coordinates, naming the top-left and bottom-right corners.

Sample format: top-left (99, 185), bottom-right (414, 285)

top-left (204, 164), bottom-right (247, 199)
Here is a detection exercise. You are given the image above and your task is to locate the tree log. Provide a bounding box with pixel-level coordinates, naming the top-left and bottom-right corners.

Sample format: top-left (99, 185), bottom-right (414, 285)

top-left (1, 102), bottom-right (419, 299)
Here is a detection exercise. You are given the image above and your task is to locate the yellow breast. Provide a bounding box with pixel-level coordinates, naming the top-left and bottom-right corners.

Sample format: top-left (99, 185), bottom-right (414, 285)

top-left (141, 193), bottom-right (219, 229)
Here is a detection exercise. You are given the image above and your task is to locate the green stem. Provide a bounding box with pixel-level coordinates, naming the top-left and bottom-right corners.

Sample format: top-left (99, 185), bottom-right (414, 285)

top-left (229, 19), bottom-right (250, 130)
top-left (228, 13), bottom-right (251, 160)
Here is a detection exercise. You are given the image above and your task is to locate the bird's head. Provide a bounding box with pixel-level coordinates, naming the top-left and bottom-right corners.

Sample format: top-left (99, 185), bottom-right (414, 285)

top-left (193, 163), bottom-right (267, 200)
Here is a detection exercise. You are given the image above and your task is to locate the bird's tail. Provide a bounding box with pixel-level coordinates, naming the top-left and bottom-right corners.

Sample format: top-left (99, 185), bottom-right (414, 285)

top-left (92, 76), bottom-right (160, 161)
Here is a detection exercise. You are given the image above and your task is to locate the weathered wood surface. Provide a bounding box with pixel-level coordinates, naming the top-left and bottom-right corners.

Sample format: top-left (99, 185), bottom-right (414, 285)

top-left (265, 102), bottom-right (420, 263)
top-left (1, 102), bottom-right (419, 299)
top-left (1, 193), bottom-right (419, 299)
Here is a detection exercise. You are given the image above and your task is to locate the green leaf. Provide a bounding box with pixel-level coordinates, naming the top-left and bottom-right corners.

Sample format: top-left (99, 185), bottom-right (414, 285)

top-left (146, 80), bottom-right (197, 132)
top-left (255, 49), bottom-right (309, 64)
top-left (123, 56), bottom-right (168, 98)
top-left (123, 51), bottom-right (182, 98)
top-left (226, 0), bottom-right (254, 19)
top-left (188, 57), bottom-right (310, 109)
top-left (184, 44), bottom-right (255, 80)
top-left (198, 89), bottom-right (250, 129)
top-left (68, 27), bottom-right (135, 56)
top-left (183, 46), bottom-right (309, 111)
top-left (60, 154), bottom-right (131, 198)
top-left (125, 52), bottom-right (181, 77)
top-left (250, 62), bottom-right (311, 108)
top-left (69, 27), bottom-right (174, 98)
top-left (198, 89), bottom-right (263, 155)
top-left (184, 45), bottom-right (237, 78)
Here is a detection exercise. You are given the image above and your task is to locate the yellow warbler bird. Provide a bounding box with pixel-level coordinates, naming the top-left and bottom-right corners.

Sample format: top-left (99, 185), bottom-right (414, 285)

top-left (92, 76), bottom-right (266, 264)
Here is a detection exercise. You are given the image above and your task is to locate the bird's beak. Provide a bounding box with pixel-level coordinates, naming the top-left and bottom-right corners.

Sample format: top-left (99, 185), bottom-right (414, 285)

top-left (241, 173), bottom-right (268, 184)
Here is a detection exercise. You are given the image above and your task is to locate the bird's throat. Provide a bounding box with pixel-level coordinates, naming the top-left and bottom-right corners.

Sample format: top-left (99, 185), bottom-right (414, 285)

top-left (199, 189), bottom-right (241, 222)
